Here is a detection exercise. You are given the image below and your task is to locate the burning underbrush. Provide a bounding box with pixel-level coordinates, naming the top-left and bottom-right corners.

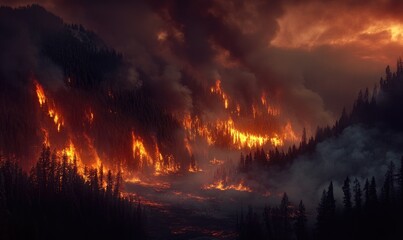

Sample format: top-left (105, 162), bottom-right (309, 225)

top-left (24, 76), bottom-right (301, 184)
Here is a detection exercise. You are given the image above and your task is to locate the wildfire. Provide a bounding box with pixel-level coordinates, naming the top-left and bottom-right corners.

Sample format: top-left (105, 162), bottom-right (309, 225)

top-left (210, 79), bottom-right (229, 109)
top-left (34, 81), bottom-right (64, 132)
top-left (41, 128), bottom-right (50, 147)
top-left (217, 118), bottom-right (283, 148)
top-left (204, 179), bottom-right (252, 192)
top-left (35, 81), bottom-right (46, 106)
top-left (131, 132), bottom-right (181, 175)
top-left (132, 131), bottom-right (153, 169)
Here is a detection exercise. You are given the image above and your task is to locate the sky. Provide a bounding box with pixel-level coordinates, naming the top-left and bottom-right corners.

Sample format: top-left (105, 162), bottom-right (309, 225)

top-left (1, 0), bottom-right (403, 133)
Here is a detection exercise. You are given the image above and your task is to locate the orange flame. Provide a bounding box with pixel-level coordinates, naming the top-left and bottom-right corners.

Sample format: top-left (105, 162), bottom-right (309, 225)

top-left (35, 81), bottom-right (46, 106)
top-left (204, 179), bottom-right (252, 192)
top-left (210, 79), bottom-right (230, 109)
top-left (34, 81), bottom-right (64, 132)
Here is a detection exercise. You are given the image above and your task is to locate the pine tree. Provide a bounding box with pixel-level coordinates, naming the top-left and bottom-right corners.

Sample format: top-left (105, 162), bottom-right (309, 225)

top-left (382, 161), bottom-right (395, 206)
top-left (295, 200), bottom-right (307, 240)
top-left (279, 192), bottom-right (291, 239)
top-left (369, 177), bottom-right (378, 208)
top-left (364, 178), bottom-right (370, 209)
top-left (106, 170), bottom-right (113, 196)
top-left (317, 189), bottom-right (327, 239)
top-left (327, 181), bottom-right (336, 217)
top-left (353, 178), bottom-right (362, 212)
top-left (342, 176), bottom-right (352, 214)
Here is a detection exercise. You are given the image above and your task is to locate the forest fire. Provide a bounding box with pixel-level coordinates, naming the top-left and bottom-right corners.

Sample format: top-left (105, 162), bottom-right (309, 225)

top-left (204, 179), bottom-right (252, 192)
top-left (34, 81), bottom-right (64, 132)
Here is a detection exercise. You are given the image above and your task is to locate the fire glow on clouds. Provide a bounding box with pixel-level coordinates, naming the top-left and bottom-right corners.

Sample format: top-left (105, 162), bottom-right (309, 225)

top-left (3, 0), bottom-right (403, 131)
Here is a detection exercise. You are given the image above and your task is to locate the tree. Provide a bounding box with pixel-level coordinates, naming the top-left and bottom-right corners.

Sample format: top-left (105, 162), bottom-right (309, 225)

top-left (364, 178), bottom-right (370, 209)
top-left (342, 176), bottom-right (352, 214)
top-left (399, 157), bottom-right (403, 205)
top-left (300, 127), bottom-right (307, 148)
top-left (353, 178), bottom-right (362, 212)
top-left (386, 65), bottom-right (392, 82)
top-left (317, 189), bottom-right (327, 238)
top-left (279, 192), bottom-right (291, 239)
top-left (106, 170), bottom-right (113, 196)
top-left (295, 200), bottom-right (307, 240)
top-left (113, 169), bottom-right (122, 198)
top-left (327, 181), bottom-right (336, 217)
top-left (369, 177), bottom-right (378, 208)
top-left (381, 161), bottom-right (395, 206)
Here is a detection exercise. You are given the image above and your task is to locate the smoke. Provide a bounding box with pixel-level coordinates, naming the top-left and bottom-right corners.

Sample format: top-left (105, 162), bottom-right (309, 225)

top-left (267, 124), bottom-right (403, 211)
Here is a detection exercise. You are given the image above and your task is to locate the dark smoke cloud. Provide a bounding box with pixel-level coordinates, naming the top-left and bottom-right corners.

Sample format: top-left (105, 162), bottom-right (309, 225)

top-left (2, 1), bottom-right (403, 165)
top-left (267, 125), bottom-right (403, 211)
top-left (3, 0), bottom-right (403, 135)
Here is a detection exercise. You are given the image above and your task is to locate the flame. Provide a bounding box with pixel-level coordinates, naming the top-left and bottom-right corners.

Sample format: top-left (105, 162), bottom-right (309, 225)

top-left (132, 131), bottom-right (153, 169)
top-left (131, 131), bottom-right (180, 175)
top-left (270, 134), bottom-right (283, 147)
top-left (210, 80), bottom-right (229, 109)
top-left (283, 121), bottom-right (298, 142)
top-left (183, 113), bottom-right (291, 149)
top-left (85, 109), bottom-right (94, 124)
top-left (35, 81), bottom-right (46, 106)
top-left (41, 128), bottom-right (50, 147)
top-left (209, 158), bottom-right (224, 165)
top-left (204, 179), bottom-right (252, 192)
top-left (34, 81), bottom-right (64, 132)
top-left (56, 139), bottom-right (85, 175)
top-left (236, 104), bottom-right (241, 116)
top-left (217, 118), bottom-right (282, 148)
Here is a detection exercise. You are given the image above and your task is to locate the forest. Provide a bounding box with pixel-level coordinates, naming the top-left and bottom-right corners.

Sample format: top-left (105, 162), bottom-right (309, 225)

top-left (2, 3), bottom-right (403, 240)
top-left (235, 61), bottom-right (403, 239)
top-left (0, 146), bottom-right (147, 240)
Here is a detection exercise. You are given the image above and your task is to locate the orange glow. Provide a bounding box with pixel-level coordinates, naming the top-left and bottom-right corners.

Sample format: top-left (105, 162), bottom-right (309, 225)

top-left (204, 179), bottom-right (252, 192)
top-left (271, 3), bottom-right (403, 50)
top-left (34, 81), bottom-right (46, 106)
top-left (56, 140), bottom-right (86, 175)
top-left (41, 128), bottom-right (50, 147)
top-left (210, 79), bottom-right (230, 109)
top-left (85, 109), bottom-right (94, 124)
top-left (270, 134), bottom-right (283, 147)
top-left (131, 131), bottom-right (180, 175)
top-left (217, 118), bottom-right (283, 148)
top-left (34, 81), bottom-right (64, 132)
top-left (283, 121), bottom-right (298, 142)
top-left (236, 104), bottom-right (241, 116)
top-left (157, 31), bottom-right (168, 41)
top-left (209, 158), bottom-right (224, 165)
top-left (132, 131), bottom-right (153, 169)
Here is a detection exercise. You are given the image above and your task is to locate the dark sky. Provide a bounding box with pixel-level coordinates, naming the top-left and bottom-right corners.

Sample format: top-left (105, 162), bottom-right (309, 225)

top-left (2, 0), bottom-right (403, 133)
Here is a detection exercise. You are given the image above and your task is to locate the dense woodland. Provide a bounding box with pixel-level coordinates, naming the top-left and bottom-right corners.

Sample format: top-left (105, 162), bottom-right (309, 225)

top-left (237, 59), bottom-right (403, 171)
top-left (237, 158), bottom-right (403, 240)
top-left (236, 61), bottom-right (403, 239)
top-left (0, 146), bottom-right (146, 240)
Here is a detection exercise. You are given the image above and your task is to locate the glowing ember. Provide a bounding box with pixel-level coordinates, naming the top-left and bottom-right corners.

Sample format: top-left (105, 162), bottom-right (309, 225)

top-left (209, 158), bottom-right (224, 165)
top-left (204, 180), bottom-right (252, 192)
top-left (157, 31), bottom-right (168, 41)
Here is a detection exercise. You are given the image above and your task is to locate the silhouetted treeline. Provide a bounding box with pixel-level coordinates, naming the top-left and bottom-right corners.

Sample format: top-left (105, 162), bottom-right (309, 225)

top-left (238, 59), bottom-right (403, 171)
top-left (0, 146), bottom-right (146, 240)
top-left (237, 158), bottom-right (403, 240)
top-left (237, 193), bottom-right (309, 240)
